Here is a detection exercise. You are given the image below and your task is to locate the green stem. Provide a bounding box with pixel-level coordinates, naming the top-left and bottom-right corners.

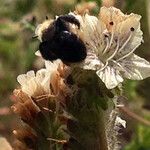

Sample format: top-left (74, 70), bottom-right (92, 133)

top-left (98, 116), bottom-right (108, 150)
top-left (66, 68), bottom-right (112, 150)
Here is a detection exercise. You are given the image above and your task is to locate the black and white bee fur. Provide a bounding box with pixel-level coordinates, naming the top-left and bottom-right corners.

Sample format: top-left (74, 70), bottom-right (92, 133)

top-left (36, 14), bottom-right (87, 63)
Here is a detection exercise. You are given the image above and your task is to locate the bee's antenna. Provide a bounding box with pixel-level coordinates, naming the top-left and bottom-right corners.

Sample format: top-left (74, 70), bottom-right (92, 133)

top-left (46, 16), bottom-right (49, 20)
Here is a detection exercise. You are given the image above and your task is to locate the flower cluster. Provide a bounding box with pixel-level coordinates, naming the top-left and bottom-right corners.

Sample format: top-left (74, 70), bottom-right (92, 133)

top-left (71, 7), bottom-right (150, 89)
top-left (12, 60), bottom-right (71, 149)
top-left (17, 59), bottom-right (70, 101)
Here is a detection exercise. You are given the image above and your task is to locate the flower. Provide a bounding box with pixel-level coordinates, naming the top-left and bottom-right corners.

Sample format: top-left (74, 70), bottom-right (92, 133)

top-left (17, 59), bottom-right (70, 98)
top-left (115, 116), bottom-right (126, 128)
top-left (71, 7), bottom-right (150, 89)
top-left (13, 127), bottom-right (37, 149)
top-left (12, 60), bottom-right (71, 149)
top-left (14, 59), bottom-right (71, 122)
top-left (12, 89), bottom-right (41, 123)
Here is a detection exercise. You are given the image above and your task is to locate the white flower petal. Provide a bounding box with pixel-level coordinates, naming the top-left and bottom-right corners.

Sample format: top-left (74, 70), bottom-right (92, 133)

top-left (116, 14), bottom-right (141, 38)
top-left (22, 79), bottom-right (37, 96)
top-left (81, 52), bottom-right (103, 70)
top-left (17, 59), bottom-right (63, 96)
top-left (36, 69), bottom-right (46, 82)
top-left (119, 54), bottom-right (150, 80)
top-left (81, 14), bottom-right (105, 54)
top-left (83, 13), bottom-right (98, 32)
top-left (99, 6), bottom-right (125, 28)
top-left (26, 71), bottom-right (35, 80)
top-left (82, 15), bottom-right (98, 41)
top-left (45, 59), bottom-right (62, 71)
top-left (96, 66), bottom-right (123, 89)
top-left (17, 74), bottom-right (27, 85)
top-left (116, 14), bottom-right (143, 57)
top-left (115, 116), bottom-right (126, 128)
top-left (35, 50), bottom-right (42, 57)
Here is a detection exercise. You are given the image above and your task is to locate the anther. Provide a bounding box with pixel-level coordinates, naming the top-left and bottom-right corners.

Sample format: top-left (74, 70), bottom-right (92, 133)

top-left (104, 34), bottom-right (109, 38)
top-left (130, 27), bottom-right (135, 31)
top-left (109, 21), bottom-right (114, 25)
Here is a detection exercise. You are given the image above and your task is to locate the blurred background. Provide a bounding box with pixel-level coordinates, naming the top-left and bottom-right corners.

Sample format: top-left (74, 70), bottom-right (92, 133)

top-left (0, 0), bottom-right (150, 149)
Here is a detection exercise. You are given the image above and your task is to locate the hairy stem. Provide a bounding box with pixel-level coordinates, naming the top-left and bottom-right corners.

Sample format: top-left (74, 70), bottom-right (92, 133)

top-left (65, 68), bottom-right (113, 150)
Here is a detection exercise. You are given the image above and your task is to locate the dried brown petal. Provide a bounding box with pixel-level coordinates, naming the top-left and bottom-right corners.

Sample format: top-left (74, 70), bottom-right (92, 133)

top-left (12, 90), bottom-right (40, 124)
top-left (13, 127), bottom-right (37, 149)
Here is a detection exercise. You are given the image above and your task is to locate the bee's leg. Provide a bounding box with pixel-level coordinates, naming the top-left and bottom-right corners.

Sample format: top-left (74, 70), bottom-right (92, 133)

top-left (55, 15), bottom-right (80, 34)
top-left (57, 15), bottom-right (80, 28)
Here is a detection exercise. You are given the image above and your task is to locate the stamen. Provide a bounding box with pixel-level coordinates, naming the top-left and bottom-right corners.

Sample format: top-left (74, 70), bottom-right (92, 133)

top-left (118, 31), bottom-right (134, 53)
top-left (111, 60), bottom-right (125, 71)
top-left (106, 39), bottom-right (120, 62)
top-left (109, 28), bottom-right (114, 48)
top-left (116, 42), bottom-right (141, 61)
top-left (42, 107), bottom-right (53, 112)
top-left (98, 61), bottom-right (108, 72)
top-left (99, 39), bottom-right (119, 72)
top-left (47, 137), bottom-right (67, 144)
top-left (103, 36), bottom-right (109, 54)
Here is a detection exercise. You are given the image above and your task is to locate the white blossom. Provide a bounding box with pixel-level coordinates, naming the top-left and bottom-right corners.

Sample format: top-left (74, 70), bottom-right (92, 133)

top-left (17, 59), bottom-right (63, 97)
top-left (71, 7), bottom-right (150, 89)
top-left (115, 116), bottom-right (126, 128)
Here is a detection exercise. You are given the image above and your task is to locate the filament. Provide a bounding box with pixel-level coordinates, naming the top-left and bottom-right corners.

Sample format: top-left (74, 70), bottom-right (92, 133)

top-left (116, 42), bottom-right (141, 61)
top-left (34, 94), bottom-right (56, 100)
top-left (106, 39), bottom-right (119, 62)
top-left (118, 32), bottom-right (133, 53)
top-left (111, 60), bottom-right (125, 71)
top-left (99, 39), bottom-right (119, 72)
top-left (47, 138), bottom-right (67, 143)
top-left (109, 29), bottom-right (114, 48)
top-left (98, 61), bottom-right (108, 72)
top-left (102, 37), bottom-right (109, 54)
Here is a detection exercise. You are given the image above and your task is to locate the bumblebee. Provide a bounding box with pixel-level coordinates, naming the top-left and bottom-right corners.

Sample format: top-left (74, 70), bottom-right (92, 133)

top-left (35, 14), bottom-right (87, 63)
